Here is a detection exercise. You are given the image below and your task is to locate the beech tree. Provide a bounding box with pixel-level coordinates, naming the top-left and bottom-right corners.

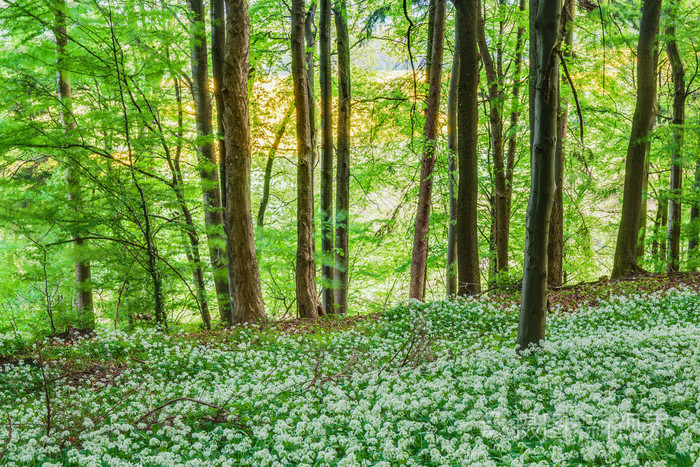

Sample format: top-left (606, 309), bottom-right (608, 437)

top-left (454, 0), bottom-right (481, 296)
top-left (409, 0), bottom-right (446, 300)
top-left (334, 0), bottom-right (351, 314)
top-left (611, 0), bottom-right (663, 279)
top-left (446, 21), bottom-right (459, 297)
top-left (292, 0), bottom-right (325, 318)
top-left (665, 0), bottom-right (685, 273)
top-left (53, 0), bottom-right (94, 329)
top-left (223, 0), bottom-right (267, 324)
top-left (516, 0), bottom-right (561, 350)
top-left (319, 0), bottom-right (335, 313)
top-left (547, 0), bottom-right (575, 287)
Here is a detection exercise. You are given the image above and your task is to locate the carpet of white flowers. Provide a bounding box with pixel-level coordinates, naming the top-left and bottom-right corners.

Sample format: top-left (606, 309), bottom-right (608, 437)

top-left (2, 288), bottom-right (700, 466)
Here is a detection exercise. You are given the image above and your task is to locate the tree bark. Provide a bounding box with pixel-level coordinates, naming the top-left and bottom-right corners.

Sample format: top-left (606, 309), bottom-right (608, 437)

top-left (446, 21), bottom-right (459, 297)
top-left (547, 0), bottom-right (575, 287)
top-left (257, 105), bottom-right (294, 227)
top-left (188, 0), bottom-right (231, 324)
top-left (305, 1), bottom-right (318, 257)
top-left (292, 0), bottom-right (325, 318)
top-left (223, 0), bottom-right (267, 324)
top-left (454, 0), bottom-right (480, 296)
top-left (53, 0), bottom-right (94, 329)
top-left (334, 0), bottom-right (351, 314)
top-left (517, 0), bottom-right (561, 350)
top-left (637, 148), bottom-right (651, 259)
top-left (477, 8), bottom-right (507, 273)
top-left (504, 0), bottom-right (527, 263)
top-left (665, 2), bottom-right (685, 273)
top-left (409, 0), bottom-right (446, 301)
top-left (689, 162), bottom-right (700, 268)
top-left (211, 0), bottom-right (226, 210)
top-left (319, 0), bottom-right (336, 313)
top-left (611, 0), bottom-right (662, 279)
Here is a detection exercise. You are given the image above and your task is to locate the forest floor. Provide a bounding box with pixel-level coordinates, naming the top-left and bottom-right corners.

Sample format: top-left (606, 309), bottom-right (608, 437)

top-left (1, 273), bottom-right (700, 465)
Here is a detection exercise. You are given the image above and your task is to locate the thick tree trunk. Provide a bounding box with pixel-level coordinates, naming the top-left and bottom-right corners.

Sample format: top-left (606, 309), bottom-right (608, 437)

top-left (666, 5), bottom-right (685, 273)
top-left (477, 10), bottom-right (507, 273)
top-left (292, 0), bottom-right (325, 318)
top-left (319, 0), bottom-right (335, 313)
top-left (53, 0), bottom-right (94, 329)
top-left (409, 0), bottom-right (446, 301)
top-left (517, 0), bottom-right (561, 350)
top-left (223, 0), bottom-right (267, 324)
top-left (547, 0), bottom-right (575, 287)
top-left (454, 0), bottom-right (480, 295)
top-left (334, 0), bottom-right (351, 314)
top-left (257, 106), bottom-right (294, 227)
top-left (611, 0), bottom-right (662, 278)
top-left (446, 22), bottom-right (459, 297)
top-left (188, 0), bottom-right (230, 324)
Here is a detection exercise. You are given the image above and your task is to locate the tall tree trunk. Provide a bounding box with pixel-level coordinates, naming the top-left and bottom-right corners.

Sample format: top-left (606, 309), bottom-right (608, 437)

top-left (446, 22), bottom-right (459, 297)
top-left (665, 2), bottom-right (685, 273)
top-left (223, 0), bottom-right (267, 324)
top-left (334, 0), bottom-right (351, 314)
top-left (547, 0), bottom-right (575, 287)
top-left (305, 2), bottom-right (318, 256)
top-left (637, 148), bottom-right (651, 259)
top-left (210, 0), bottom-right (234, 325)
top-left (53, 0), bottom-right (94, 329)
top-left (611, 0), bottom-right (662, 278)
top-left (477, 8), bottom-right (507, 273)
top-left (257, 105), bottom-right (294, 227)
top-left (319, 0), bottom-right (336, 313)
top-left (454, 0), bottom-right (480, 296)
top-left (292, 0), bottom-right (325, 318)
top-left (652, 191), bottom-right (668, 262)
top-left (517, 0), bottom-right (561, 350)
top-left (188, 0), bottom-right (230, 324)
top-left (169, 78), bottom-right (211, 328)
top-left (505, 0), bottom-right (526, 224)
top-left (409, 0), bottom-right (446, 301)
top-left (211, 0), bottom-right (226, 209)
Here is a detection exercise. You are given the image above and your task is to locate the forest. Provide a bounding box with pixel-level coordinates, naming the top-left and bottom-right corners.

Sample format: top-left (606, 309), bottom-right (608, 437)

top-left (1, 0), bottom-right (700, 464)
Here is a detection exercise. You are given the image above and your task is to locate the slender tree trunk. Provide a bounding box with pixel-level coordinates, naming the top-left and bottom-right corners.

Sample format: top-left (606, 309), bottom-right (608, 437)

top-left (211, 0), bottom-right (226, 209)
top-left (223, 0), bottom-right (267, 324)
top-left (305, 2), bottom-right (318, 255)
top-left (257, 105), bottom-right (294, 227)
top-left (454, 0), bottom-right (480, 295)
top-left (652, 192), bottom-right (668, 262)
top-left (505, 0), bottom-right (526, 223)
top-left (334, 0), bottom-right (351, 314)
top-left (446, 22), bottom-right (459, 297)
top-left (53, 0), bottom-right (94, 329)
top-left (611, 0), bottom-right (662, 278)
top-left (188, 0), bottom-right (230, 324)
top-left (666, 3), bottom-right (685, 273)
top-left (637, 148), bottom-right (651, 259)
top-left (477, 9), bottom-right (507, 273)
top-left (319, 0), bottom-right (336, 313)
top-left (547, 0), bottom-right (575, 287)
top-left (516, 0), bottom-right (561, 350)
top-left (292, 0), bottom-right (325, 318)
top-left (168, 78), bottom-right (211, 328)
top-left (409, 0), bottom-right (446, 300)
top-left (210, 0), bottom-right (235, 325)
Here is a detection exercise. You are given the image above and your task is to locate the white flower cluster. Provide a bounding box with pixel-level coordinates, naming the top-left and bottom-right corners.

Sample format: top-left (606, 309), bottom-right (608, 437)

top-left (1, 289), bottom-right (700, 464)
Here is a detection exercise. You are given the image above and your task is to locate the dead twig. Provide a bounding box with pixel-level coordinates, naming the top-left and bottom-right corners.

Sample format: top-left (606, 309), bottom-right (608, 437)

top-left (136, 397), bottom-right (226, 425)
